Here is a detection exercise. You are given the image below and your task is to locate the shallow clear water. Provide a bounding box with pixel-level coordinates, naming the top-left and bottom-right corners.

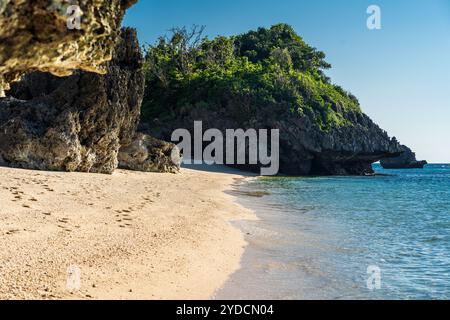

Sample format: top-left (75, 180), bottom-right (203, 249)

top-left (215, 164), bottom-right (450, 300)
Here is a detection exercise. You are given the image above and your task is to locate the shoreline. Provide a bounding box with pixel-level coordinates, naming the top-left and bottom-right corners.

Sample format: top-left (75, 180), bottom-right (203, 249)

top-left (0, 165), bottom-right (256, 300)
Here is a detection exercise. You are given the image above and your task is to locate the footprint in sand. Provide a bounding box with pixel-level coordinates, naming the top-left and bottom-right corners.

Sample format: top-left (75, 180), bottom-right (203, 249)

top-left (57, 218), bottom-right (72, 232)
top-left (142, 196), bottom-right (154, 203)
top-left (43, 186), bottom-right (54, 192)
top-left (6, 229), bottom-right (20, 235)
top-left (138, 196), bottom-right (155, 209)
top-left (115, 212), bottom-right (134, 228)
top-left (123, 217), bottom-right (133, 222)
top-left (10, 188), bottom-right (22, 195)
top-left (57, 225), bottom-right (72, 232)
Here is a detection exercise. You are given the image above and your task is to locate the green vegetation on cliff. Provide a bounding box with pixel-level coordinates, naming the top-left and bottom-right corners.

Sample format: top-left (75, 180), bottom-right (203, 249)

top-left (141, 23), bottom-right (361, 130)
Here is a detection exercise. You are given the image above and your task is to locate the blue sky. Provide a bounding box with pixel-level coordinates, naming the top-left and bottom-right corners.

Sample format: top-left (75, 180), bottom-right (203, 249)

top-left (124, 0), bottom-right (450, 163)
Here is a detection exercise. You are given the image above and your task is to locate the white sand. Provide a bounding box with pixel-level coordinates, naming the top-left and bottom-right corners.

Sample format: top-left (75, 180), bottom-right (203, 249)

top-left (0, 165), bottom-right (256, 299)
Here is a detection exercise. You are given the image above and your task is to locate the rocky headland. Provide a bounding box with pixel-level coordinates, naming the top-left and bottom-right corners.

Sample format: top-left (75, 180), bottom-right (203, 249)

top-left (381, 144), bottom-right (428, 169)
top-left (144, 106), bottom-right (403, 176)
top-left (140, 24), bottom-right (404, 176)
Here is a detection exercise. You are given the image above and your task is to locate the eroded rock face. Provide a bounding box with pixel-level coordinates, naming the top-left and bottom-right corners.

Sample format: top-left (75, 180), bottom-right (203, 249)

top-left (0, 28), bottom-right (148, 173)
top-left (0, 0), bottom-right (137, 95)
top-left (144, 108), bottom-right (403, 176)
top-left (380, 144), bottom-right (427, 169)
top-left (118, 133), bottom-right (181, 173)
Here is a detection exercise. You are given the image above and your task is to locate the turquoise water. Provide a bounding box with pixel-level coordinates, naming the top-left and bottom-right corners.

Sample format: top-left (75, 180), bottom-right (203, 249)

top-left (216, 164), bottom-right (450, 300)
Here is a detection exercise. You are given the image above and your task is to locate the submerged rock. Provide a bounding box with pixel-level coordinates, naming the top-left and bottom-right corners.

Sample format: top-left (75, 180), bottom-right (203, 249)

top-left (0, 28), bottom-right (180, 174)
top-left (0, 0), bottom-right (137, 95)
top-left (380, 144), bottom-right (427, 169)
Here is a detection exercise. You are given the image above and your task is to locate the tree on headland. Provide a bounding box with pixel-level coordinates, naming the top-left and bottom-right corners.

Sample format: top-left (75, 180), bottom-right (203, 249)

top-left (141, 23), bottom-right (360, 130)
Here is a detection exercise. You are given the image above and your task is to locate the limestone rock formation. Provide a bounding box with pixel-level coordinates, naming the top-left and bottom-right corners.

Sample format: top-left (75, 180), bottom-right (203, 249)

top-left (0, 0), bottom-right (137, 95)
top-left (275, 113), bottom-right (402, 175)
top-left (139, 23), bottom-right (405, 176)
top-left (0, 28), bottom-right (180, 174)
top-left (144, 108), bottom-right (403, 176)
top-left (380, 144), bottom-right (427, 169)
top-left (118, 133), bottom-right (181, 173)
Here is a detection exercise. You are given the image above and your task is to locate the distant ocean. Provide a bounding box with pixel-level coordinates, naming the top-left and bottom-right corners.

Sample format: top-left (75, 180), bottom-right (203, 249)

top-left (215, 164), bottom-right (450, 300)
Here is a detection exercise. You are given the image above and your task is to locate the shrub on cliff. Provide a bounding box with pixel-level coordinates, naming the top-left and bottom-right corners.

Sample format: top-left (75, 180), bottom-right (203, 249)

top-left (141, 24), bottom-right (361, 130)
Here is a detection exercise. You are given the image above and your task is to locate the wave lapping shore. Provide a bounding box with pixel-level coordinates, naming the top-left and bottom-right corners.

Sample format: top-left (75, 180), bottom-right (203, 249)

top-left (217, 164), bottom-right (450, 300)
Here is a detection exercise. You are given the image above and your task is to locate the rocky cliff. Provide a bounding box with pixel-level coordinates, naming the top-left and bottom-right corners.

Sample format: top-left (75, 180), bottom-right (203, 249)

top-left (0, 0), bottom-right (137, 96)
top-left (141, 24), bottom-right (404, 176)
top-left (0, 28), bottom-right (180, 174)
top-left (269, 111), bottom-right (402, 175)
top-left (144, 107), bottom-right (402, 176)
top-left (380, 144), bottom-right (427, 169)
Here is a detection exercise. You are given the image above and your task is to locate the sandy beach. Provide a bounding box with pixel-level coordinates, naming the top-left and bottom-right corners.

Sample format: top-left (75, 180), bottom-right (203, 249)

top-left (0, 165), bottom-right (256, 300)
